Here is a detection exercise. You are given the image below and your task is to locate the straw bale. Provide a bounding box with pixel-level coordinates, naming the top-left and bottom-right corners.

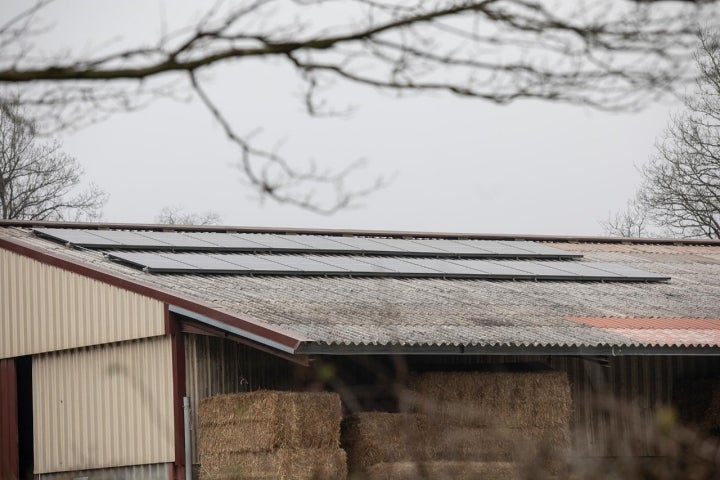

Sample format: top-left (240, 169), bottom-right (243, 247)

top-left (363, 461), bottom-right (519, 480)
top-left (405, 370), bottom-right (571, 427)
top-left (424, 424), bottom-right (571, 463)
top-left (199, 391), bottom-right (342, 452)
top-left (408, 370), bottom-right (570, 402)
top-left (200, 448), bottom-right (347, 480)
top-left (343, 413), bottom-right (429, 471)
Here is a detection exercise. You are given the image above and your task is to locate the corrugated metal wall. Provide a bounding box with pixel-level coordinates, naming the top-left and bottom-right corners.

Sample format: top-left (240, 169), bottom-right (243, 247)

top-left (33, 336), bottom-right (175, 474)
top-left (0, 249), bottom-right (165, 359)
top-left (184, 334), bottom-right (298, 466)
top-left (406, 354), bottom-right (720, 457)
top-left (36, 463), bottom-right (170, 480)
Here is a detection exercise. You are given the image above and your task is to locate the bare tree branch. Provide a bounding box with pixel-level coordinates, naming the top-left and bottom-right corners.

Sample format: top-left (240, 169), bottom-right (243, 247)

top-left (0, 100), bottom-right (107, 220)
top-left (0, 0), bottom-right (714, 213)
top-left (155, 205), bottom-right (222, 225)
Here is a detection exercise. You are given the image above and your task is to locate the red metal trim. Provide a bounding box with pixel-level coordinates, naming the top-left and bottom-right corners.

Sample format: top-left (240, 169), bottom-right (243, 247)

top-left (0, 359), bottom-right (19, 480)
top-left (169, 312), bottom-right (187, 480)
top-left (0, 235), bottom-right (309, 353)
top-left (3, 219), bottom-right (720, 245)
top-left (179, 320), bottom-right (311, 367)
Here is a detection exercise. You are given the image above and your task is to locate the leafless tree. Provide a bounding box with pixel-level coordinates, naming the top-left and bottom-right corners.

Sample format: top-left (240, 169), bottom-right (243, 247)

top-left (0, 0), bottom-right (715, 213)
top-left (602, 197), bottom-right (652, 237)
top-left (636, 31), bottom-right (720, 238)
top-left (155, 205), bottom-right (223, 226)
top-left (0, 102), bottom-right (107, 220)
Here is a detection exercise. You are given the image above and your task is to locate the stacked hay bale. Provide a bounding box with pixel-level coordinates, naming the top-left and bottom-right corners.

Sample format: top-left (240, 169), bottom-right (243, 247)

top-left (343, 368), bottom-right (571, 479)
top-left (199, 391), bottom-right (347, 480)
top-left (409, 370), bottom-right (572, 477)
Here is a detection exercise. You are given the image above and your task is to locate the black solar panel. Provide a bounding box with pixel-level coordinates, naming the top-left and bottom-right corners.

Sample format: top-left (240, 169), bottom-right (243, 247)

top-left (32, 228), bottom-right (584, 260)
top-left (104, 251), bottom-right (670, 281)
top-left (34, 228), bottom-right (122, 247)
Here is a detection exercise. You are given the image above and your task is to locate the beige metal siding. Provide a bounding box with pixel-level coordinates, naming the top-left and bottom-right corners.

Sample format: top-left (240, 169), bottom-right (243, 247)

top-left (33, 336), bottom-right (175, 473)
top-left (0, 249), bottom-right (164, 358)
top-left (37, 463), bottom-right (170, 480)
top-left (185, 334), bottom-right (298, 465)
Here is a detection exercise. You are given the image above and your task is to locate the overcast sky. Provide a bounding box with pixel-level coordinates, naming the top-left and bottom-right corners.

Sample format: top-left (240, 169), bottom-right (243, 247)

top-left (2, 0), bottom-right (684, 235)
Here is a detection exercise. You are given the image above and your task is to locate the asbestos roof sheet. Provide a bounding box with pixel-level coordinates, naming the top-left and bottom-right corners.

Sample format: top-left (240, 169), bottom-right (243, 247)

top-left (3, 224), bottom-right (720, 354)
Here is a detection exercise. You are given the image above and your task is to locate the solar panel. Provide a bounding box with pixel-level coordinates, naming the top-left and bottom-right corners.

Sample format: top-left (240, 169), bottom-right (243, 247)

top-left (233, 234), bottom-right (311, 251)
top-left (34, 228), bottom-right (123, 247)
top-left (184, 232), bottom-right (268, 250)
top-left (325, 236), bottom-right (409, 253)
top-left (33, 228), bottom-right (583, 259)
top-left (87, 231), bottom-right (174, 248)
top-left (132, 231), bottom-right (218, 249)
top-left (276, 235), bottom-right (363, 252)
top-left (447, 260), bottom-right (536, 276)
top-left (106, 252), bottom-right (197, 271)
top-left (359, 257), bottom-right (446, 275)
top-left (104, 252), bottom-right (669, 281)
top-left (408, 239), bottom-right (493, 255)
top-left (405, 258), bottom-right (491, 276)
top-left (311, 256), bottom-right (397, 274)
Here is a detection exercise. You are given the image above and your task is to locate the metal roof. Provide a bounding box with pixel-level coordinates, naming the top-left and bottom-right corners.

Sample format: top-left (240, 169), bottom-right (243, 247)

top-left (2, 222), bottom-right (720, 356)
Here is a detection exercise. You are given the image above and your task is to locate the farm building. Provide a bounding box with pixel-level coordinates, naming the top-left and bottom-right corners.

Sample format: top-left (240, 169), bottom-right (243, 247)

top-left (1, 220), bottom-right (720, 479)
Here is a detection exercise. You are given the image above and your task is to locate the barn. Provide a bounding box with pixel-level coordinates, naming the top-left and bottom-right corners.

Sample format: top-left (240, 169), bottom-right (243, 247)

top-left (1, 220), bottom-right (720, 479)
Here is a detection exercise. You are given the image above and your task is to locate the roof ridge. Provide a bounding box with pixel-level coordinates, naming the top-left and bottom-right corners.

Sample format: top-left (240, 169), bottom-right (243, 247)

top-left (2, 219), bottom-right (720, 246)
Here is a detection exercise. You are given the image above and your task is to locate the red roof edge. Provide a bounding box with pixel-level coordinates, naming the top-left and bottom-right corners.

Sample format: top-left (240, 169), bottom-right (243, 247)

top-left (0, 234), bottom-right (309, 353)
top-left (2, 219), bottom-right (719, 246)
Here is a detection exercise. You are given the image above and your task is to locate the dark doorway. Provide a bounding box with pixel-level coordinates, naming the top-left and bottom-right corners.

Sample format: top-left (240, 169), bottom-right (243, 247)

top-left (16, 356), bottom-right (33, 480)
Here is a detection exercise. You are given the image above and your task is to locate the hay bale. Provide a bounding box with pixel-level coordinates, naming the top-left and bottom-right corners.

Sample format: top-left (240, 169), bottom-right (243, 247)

top-left (199, 391), bottom-right (342, 452)
top-left (200, 448), bottom-right (347, 480)
top-left (405, 370), bottom-right (571, 427)
top-left (425, 424), bottom-right (571, 463)
top-left (343, 413), bottom-right (428, 471)
top-left (363, 461), bottom-right (519, 480)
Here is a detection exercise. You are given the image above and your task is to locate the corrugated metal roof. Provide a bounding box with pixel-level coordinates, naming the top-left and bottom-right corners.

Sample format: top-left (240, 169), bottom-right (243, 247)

top-left (569, 317), bottom-right (720, 330)
top-left (3, 224), bottom-right (720, 354)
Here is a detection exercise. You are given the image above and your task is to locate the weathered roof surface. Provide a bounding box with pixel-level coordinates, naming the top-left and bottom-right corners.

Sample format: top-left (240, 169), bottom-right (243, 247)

top-left (3, 222), bottom-right (720, 355)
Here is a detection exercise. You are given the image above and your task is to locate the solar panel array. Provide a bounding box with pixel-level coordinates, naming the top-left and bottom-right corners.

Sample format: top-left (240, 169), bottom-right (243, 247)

top-left (32, 227), bottom-right (670, 282)
top-left (32, 227), bottom-right (582, 259)
top-left (105, 251), bottom-right (670, 281)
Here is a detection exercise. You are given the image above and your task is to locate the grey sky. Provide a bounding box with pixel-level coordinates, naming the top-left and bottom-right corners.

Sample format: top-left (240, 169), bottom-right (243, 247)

top-left (2, 0), bottom-right (682, 234)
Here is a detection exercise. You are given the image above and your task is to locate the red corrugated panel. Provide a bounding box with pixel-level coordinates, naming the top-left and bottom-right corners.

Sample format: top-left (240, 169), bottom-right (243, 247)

top-left (568, 316), bottom-right (720, 330)
top-left (0, 358), bottom-right (18, 480)
top-left (605, 329), bottom-right (720, 347)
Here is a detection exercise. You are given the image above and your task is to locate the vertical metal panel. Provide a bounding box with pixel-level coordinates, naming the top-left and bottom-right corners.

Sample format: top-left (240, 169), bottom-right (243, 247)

top-left (33, 336), bottom-right (175, 474)
top-left (184, 334), bottom-right (298, 466)
top-left (0, 358), bottom-right (19, 480)
top-left (0, 249), bottom-right (165, 359)
top-left (36, 463), bottom-right (170, 480)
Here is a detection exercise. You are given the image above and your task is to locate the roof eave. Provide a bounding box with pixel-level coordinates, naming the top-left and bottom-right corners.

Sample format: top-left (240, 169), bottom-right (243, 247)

top-left (297, 343), bottom-right (720, 356)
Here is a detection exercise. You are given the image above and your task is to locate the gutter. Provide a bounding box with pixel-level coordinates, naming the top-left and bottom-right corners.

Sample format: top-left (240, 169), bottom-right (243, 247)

top-left (296, 343), bottom-right (720, 356)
